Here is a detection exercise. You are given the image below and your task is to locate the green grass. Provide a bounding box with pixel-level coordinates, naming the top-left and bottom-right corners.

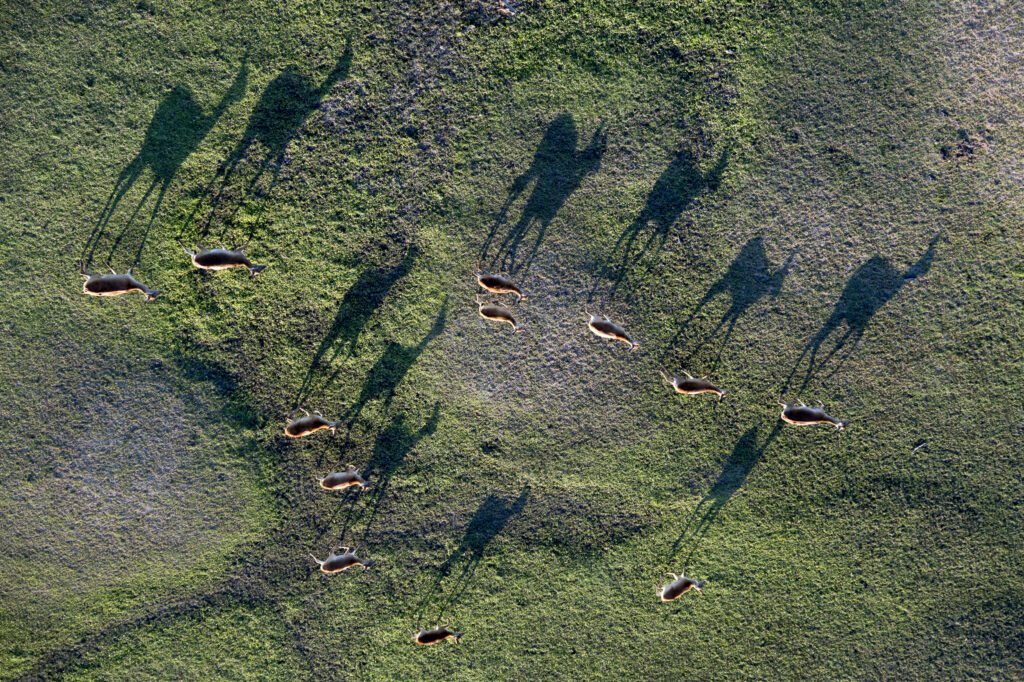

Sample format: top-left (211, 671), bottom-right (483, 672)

top-left (1, 0), bottom-right (1022, 679)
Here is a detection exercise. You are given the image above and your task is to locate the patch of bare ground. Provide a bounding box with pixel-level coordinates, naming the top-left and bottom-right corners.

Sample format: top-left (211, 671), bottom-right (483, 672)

top-left (937, 1), bottom-right (1024, 209)
top-left (0, 342), bottom-right (266, 652)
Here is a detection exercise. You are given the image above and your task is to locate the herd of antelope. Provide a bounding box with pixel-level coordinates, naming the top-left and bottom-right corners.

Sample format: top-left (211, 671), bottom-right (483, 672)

top-left (80, 246), bottom-right (849, 646)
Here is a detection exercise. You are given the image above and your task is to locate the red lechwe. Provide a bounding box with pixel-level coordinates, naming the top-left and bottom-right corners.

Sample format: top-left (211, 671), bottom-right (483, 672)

top-left (316, 465), bottom-right (372, 491)
top-left (412, 624), bottom-right (463, 646)
top-left (659, 370), bottom-right (727, 400)
top-left (180, 242), bottom-right (266, 278)
top-left (81, 262), bottom-right (162, 302)
top-left (476, 295), bottom-right (523, 333)
top-left (309, 545), bottom-right (374, 573)
top-left (657, 570), bottom-right (706, 601)
top-left (474, 267), bottom-right (525, 303)
top-left (585, 312), bottom-right (637, 350)
top-left (284, 408), bottom-right (340, 438)
top-left (779, 400), bottom-right (849, 431)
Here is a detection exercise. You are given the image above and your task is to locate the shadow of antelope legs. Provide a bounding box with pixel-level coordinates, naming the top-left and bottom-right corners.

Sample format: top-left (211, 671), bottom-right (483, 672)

top-left (670, 424), bottom-right (779, 565)
top-left (293, 248), bottom-right (418, 407)
top-left (784, 234), bottom-right (940, 393)
top-left (341, 296), bottom-right (448, 429)
top-left (82, 59), bottom-right (248, 268)
top-left (481, 114), bottom-right (606, 275)
top-left (601, 147), bottom-right (728, 301)
top-left (671, 237), bottom-right (794, 364)
top-left (104, 178), bottom-right (173, 266)
top-left (359, 404), bottom-right (441, 534)
top-left (330, 404), bottom-right (441, 545)
top-left (414, 489), bottom-right (529, 624)
top-left (192, 44), bottom-right (352, 241)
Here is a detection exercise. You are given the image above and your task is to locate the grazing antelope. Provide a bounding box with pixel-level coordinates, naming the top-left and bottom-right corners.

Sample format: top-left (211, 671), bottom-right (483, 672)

top-left (474, 267), bottom-right (525, 303)
top-left (309, 545), bottom-right (374, 573)
top-left (412, 624), bottom-right (463, 646)
top-left (779, 400), bottom-right (849, 431)
top-left (284, 408), bottom-right (340, 438)
top-left (81, 261), bottom-right (162, 302)
top-left (317, 465), bottom-right (372, 491)
top-left (585, 312), bottom-right (638, 350)
top-left (476, 295), bottom-right (523, 333)
top-left (660, 370), bottom-right (727, 401)
top-left (657, 570), bottom-right (705, 601)
top-left (180, 242), bottom-right (266, 278)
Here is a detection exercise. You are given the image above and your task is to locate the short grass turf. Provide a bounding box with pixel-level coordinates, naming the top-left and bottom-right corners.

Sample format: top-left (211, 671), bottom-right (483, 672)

top-left (1, 0), bottom-right (1023, 679)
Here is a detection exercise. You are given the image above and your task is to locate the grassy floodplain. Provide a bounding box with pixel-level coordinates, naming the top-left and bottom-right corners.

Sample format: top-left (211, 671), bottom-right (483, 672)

top-left (1, 0), bottom-right (1022, 679)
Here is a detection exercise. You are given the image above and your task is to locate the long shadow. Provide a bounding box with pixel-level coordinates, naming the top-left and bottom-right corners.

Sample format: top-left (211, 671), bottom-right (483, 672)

top-left (189, 44), bottom-right (352, 241)
top-left (415, 488), bottom-right (530, 623)
top-left (83, 59), bottom-right (249, 267)
top-left (333, 404), bottom-right (442, 543)
top-left (673, 237), bottom-right (795, 368)
top-left (670, 424), bottom-right (779, 564)
top-left (294, 248), bottom-right (418, 406)
top-left (481, 114), bottom-right (606, 274)
top-left (601, 146), bottom-right (729, 300)
top-left (785, 234), bottom-right (940, 392)
top-left (340, 296), bottom-right (449, 428)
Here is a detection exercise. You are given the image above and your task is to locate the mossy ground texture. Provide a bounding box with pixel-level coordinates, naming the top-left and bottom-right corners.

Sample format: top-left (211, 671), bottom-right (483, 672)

top-left (1, 0), bottom-right (1022, 679)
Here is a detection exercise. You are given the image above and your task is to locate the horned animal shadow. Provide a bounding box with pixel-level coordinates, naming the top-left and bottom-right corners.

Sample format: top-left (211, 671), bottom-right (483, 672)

top-left (415, 489), bottom-right (529, 623)
top-left (599, 146), bottom-right (728, 301)
top-left (784, 234), bottom-right (939, 393)
top-left (294, 247), bottom-right (418, 406)
top-left (481, 113), bottom-right (606, 274)
top-left (185, 44), bottom-right (352, 242)
top-left (340, 296), bottom-right (449, 428)
top-left (672, 237), bottom-right (795, 369)
top-left (670, 424), bottom-right (779, 565)
top-left (331, 404), bottom-right (441, 543)
top-left (83, 59), bottom-right (249, 268)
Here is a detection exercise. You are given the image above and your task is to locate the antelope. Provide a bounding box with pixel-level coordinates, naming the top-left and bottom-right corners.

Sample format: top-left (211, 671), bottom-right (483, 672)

top-left (660, 370), bottom-right (727, 401)
top-left (317, 465), bottom-right (372, 491)
top-left (585, 312), bottom-right (638, 350)
top-left (657, 570), bottom-right (705, 601)
top-left (180, 242), bottom-right (266, 278)
top-left (81, 261), bottom-right (162, 302)
top-left (412, 624), bottom-right (463, 646)
top-left (309, 545), bottom-right (374, 573)
top-left (474, 267), bottom-right (525, 303)
top-left (477, 295), bottom-right (523, 333)
top-left (779, 400), bottom-right (849, 431)
top-left (284, 408), bottom-right (340, 438)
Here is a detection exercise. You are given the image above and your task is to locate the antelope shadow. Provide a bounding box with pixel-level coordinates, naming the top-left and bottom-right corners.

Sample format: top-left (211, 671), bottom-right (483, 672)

top-left (340, 296), bottom-right (449, 428)
top-left (416, 488), bottom-right (530, 622)
top-left (83, 58), bottom-right (249, 267)
top-left (188, 44), bottom-right (352, 241)
top-left (670, 424), bottom-right (779, 564)
top-left (294, 248), bottom-right (418, 406)
top-left (672, 237), bottom-right (795, 369)
top-left (481, 113), bottom-right (606, 274)
top-left (600, 145), bottom-right (728, 300)
top-left (333, 404), bottom-right (443, 542)
top-left (785, 234), bottom-right (939, 393)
